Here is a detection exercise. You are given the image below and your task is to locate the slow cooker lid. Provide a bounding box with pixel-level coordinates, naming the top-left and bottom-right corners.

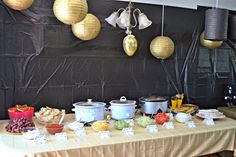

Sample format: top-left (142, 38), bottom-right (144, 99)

top-left (141, 96), bottom-right (168, 102)
top-left (110, 96), bottom-right (135, 105)
top-left (73, 99), bottom-right (105, 107)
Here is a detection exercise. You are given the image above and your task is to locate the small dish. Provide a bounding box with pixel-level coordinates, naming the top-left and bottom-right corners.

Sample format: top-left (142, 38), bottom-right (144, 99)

top-left (67, 121), bottom-right (84, 131)
top-left (22, 127), bottom-right (40, 140)
top-left (91, 120), bottom-right (109, 132)
top-left (175, 112), bottom-right (192, 123)
top-left (45, 124), bottom-right (64, 134)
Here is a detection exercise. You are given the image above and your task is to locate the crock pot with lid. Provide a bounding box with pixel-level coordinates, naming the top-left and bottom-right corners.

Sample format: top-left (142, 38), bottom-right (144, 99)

top-left (109, 96), bottom-right (136, 120)
top-left (72, 99), bottom-right (105, 123)
top-left (139, 96), bottom-right (168, 115)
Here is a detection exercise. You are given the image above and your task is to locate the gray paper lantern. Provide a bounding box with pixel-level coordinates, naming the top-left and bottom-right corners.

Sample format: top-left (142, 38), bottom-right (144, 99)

top-left (228, 15), bottom-right (236, 42)
top-left (205, 8), bottom-right (229, 41)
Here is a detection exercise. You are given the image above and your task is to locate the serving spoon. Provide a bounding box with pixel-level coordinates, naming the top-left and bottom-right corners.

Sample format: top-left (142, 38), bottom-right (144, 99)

top-left (58, 114), bottom-right (65, 125)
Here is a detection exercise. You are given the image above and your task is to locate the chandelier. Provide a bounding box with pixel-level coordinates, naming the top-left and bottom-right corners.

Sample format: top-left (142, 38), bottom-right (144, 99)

top-left (105, 0), bottom-right (152, 56)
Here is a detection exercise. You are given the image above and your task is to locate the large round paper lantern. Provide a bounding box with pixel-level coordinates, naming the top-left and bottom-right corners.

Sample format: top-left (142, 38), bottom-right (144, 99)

top-left (200, 32), bottom-right (223, 49)
top-left (228, 15), bottom-right (236, 42)
top-left (53, 0), bottom-right (88, 25)
top-left (72, 13), bottom-right (101, 41)
top-left (3, 0), bottom-right (33, 10)
top-left (123, 34), bottom-right (138, 56)
top-left (150, 36), bottom-right (175, 60)
top-left (205, 8), bottom-right (229, 41)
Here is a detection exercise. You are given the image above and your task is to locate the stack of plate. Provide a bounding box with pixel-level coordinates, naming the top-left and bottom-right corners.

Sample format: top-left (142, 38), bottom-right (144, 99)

top-left (196, 109), bottom-right (226, 119)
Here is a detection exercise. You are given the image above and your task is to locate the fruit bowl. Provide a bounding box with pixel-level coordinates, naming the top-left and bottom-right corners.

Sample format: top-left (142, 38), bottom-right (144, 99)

top-left (8, 105), bottom-right (34, 120)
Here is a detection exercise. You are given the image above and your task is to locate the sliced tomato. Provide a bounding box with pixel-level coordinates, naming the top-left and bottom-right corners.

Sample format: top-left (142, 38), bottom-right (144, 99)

top-left (16, 107), bottom-right (24, 112)
top-left (20, 107), bottom-right (31, 112)
top-left (8, 107), bottom-right (17, 112)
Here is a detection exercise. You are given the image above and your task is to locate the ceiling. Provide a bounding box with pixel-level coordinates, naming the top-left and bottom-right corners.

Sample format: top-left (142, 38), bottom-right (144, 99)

top-left (115, 0), bottom-right (236, 11)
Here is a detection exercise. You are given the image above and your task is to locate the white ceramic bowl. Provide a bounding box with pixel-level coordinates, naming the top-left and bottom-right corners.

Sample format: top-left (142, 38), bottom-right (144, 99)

top-left (175, 113), bottom-right (192, 123)
top-left (67, 121), bottom-right (84, 130)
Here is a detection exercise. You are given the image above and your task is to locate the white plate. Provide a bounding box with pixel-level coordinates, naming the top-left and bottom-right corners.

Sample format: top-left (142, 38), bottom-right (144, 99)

top-left (196, 113), bottom-right (226, 119)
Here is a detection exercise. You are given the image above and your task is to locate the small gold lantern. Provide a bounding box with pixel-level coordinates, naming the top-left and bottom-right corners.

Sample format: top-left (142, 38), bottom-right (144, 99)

top-left (150, 36), bottom-right (175, 60)
top-left (123, 34), bottom-right (138, 56)
top-left (53, 0), bottom-right (88, 25)
top-left (72, 13), bottom-right (101, 41)
top-left (3, 0), bottom-right (33, 10)
top-left (200, 32), bottom-right (223, 49)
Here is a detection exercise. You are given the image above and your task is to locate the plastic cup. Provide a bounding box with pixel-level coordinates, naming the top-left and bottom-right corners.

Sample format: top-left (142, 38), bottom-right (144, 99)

top-left (177, 98), bottom-right (183, 108)
top-left (171, 97), bottom-right (178, 109)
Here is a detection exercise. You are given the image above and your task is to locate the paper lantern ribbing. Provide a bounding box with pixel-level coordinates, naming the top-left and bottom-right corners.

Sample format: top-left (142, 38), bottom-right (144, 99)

top-left (205, 8), bottom-right (229, 41)
top-left (228, 15), bottom-right (236, 42)
top-left (150, 36), bottom-right (175, 60)
top-left (123, 34), bottom-right (138, 56)
top-left (200, 32), bottom-right (223, 49)
top-left (72, 14), bottom-right (101, 41)
top-left (53, 0), bottom-right (88, 25)
top-left (3, 0), bottom-right (33, 10)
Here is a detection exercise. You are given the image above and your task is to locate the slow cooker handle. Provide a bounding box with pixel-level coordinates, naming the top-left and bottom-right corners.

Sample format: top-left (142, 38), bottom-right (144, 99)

top-left (120, 96), bottom-right (127, 102)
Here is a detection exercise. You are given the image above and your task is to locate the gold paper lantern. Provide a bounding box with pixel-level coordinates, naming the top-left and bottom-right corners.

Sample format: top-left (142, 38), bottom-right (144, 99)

top-left (123, 34), bottom-right (138, 56)
top-left (200, 32), bottom-right (223, 49)
top-left (150, 36), bottom-right (175, 59)
top-left (72, 13), bottom-right (101, 41)
top-left (53, 0), bottom-right (88, 25)
top-left (3, 0), bottom-right (33, 10)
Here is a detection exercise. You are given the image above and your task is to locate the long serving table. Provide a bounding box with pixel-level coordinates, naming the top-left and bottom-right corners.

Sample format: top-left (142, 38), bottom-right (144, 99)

top-left (0, 114), bottom-right (236, 157)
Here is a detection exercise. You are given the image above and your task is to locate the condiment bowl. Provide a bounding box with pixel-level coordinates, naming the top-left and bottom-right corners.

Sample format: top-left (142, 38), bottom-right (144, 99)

top-left (45, 124), bottom-right (64, 134)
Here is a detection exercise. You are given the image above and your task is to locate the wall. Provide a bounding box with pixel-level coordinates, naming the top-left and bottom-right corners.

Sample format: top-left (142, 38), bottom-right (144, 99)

top-left (0, 0), bottom-right (235, 119)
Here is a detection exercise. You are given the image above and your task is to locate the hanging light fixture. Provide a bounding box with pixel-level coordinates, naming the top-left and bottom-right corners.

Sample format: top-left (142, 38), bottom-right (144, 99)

top-left (204, 0), bottom-right (229, 41)
top-left (72, 13), bottom-right (101, 41)
top-left (228, 15), bottom-right (236, 42)
top-left (3, 0), bottom-right (33, 10)
top-left (150, 1), bottom-right (175, 60)
top-left (105, 0), bottom-right (152, 56)
top-left (53, 0), bottom-right (88, 25)
top-left (200, 32), bottom-right (223, 49)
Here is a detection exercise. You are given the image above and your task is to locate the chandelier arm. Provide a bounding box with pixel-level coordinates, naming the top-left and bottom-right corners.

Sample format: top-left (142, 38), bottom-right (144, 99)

top-left (117, 8), bottom-right (125, 14)
top-left (129, 8), bottom-right (141, 29)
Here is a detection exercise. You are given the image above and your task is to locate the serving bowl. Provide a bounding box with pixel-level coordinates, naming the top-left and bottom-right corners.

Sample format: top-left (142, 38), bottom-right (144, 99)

top-left (175, 112), bottom-right (192, 123)
top-left (35, 107), bottom-right (65, 124)
top-left (8, 106), bottom-right (34, 120)
top-left (45, 124), bottom-right (64, 134)
top-left (67, 121), bottom-right (84, 131)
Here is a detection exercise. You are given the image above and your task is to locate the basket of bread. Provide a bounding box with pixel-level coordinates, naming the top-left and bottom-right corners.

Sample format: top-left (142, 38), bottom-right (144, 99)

top-left (170, 104), bottom-right (199, 115)
top-left (35, 106), bottom-right (65, 124)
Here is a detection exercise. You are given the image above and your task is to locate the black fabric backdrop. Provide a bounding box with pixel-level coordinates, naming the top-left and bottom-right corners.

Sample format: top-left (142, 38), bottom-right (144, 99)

top-left (0, 0), bottom-right (236, 119)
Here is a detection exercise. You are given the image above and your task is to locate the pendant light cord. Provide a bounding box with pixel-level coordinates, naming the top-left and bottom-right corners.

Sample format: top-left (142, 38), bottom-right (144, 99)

top-left (161, 1), bottom-right (165, 36)
top-left (215, 0), bottom-right (219, 8)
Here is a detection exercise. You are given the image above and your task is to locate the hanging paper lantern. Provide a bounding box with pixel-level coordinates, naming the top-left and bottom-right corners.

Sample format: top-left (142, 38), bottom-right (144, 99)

top-left (53, 0), bottom-right (88, 25)
top-left (228, 15), bottom-right (236, 42)
top-left (205, 8), bottom-right (229, 41)
top-left (3, 0), bottom-right (33, 10)
top-left (150, 36), bottom-right (174, 60)
top-left (123, 34), bottom-right (138, 56)
top-left (72, 13), bottom-right (101, 41)
top-left (200, 32), bottom-right (223, 49)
